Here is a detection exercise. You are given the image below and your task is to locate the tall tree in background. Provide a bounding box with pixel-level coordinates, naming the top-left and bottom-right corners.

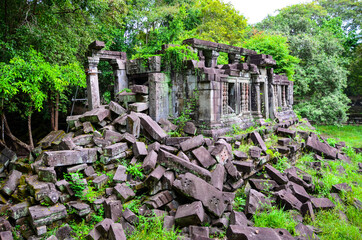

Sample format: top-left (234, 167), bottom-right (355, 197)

top-left (255, 1), bottom-right (360, 124)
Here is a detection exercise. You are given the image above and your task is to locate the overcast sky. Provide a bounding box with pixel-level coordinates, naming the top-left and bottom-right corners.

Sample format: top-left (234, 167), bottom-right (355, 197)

top-left (227, 0), bottom-right (314, 24)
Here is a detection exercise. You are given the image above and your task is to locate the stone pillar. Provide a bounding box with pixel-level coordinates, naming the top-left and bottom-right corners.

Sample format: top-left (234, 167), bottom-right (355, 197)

top-left (277, 85), bottom-right (282, 109)
top-left (86, 57), bottom-right (100, 110)
top-left (255, 83), bottom-right (262, 118)
top-left (198, 81), bottom-right (221, 124)
top-left (110, 59), bottom-right (128, 96)
top-left (204, 50), bottom-right (219, 68)
top-left (288, 84), bottom-right (294, 107)
top-left (263, 81), bottom-right (269, 119)
top-left (149, 73), bottom-right (169, 121)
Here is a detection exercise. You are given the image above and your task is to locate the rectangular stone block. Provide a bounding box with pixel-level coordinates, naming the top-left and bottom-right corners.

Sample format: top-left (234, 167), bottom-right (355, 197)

top-left (29, 204), bottom-right (67, 227)
top-left (44, 149), bottom-right (97, 167)
top-left (104, 143), bottom-right (128, 157)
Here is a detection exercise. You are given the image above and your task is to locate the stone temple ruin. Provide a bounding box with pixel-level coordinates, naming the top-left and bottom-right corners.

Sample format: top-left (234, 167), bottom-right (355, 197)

top-left (86, 38), bottom-right (296, 136)
top-left (2, 39), bottom-right (355, 240)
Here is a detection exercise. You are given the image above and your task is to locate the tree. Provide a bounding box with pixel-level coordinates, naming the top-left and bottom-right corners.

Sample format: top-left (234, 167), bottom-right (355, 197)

top-left (255, 2), bottom-right (352, 124)
top-left (0, 49), bottom-right (85, 151)
top-left (242, 32), bottom-right (299, 81)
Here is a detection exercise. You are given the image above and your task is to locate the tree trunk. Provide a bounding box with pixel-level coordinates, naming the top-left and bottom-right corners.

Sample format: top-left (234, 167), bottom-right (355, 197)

top-left (3, 114), bottom-right (31, 152)
top-left (55, 93), bottom-right (59, 131)
top-left (28, 107), bottom-right (34, 150)
top-left (49, 94), bottom-right (55, 130)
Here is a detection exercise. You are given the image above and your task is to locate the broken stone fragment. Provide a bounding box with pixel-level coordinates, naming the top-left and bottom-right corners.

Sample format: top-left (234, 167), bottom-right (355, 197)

top-left (104, 199), bottom-right (123, 222)
top-left (84, 166), bottom-right (96, 177)
top-left (311, 198), bottom-right (335, 210)
top-left (94, 218), bottom-right (114, 237)
top-left (73, 134), bottom-right (93, 146)
top-left (122, 209), bottom-right (139, 225)
top-left (109, 101), bottom-right (126, 115)
top-left (108, 222), bottom-right (127, 240)
top-left (145, 190), bottom-right (173, 209)
top-left (189, 225), bottom-right (210, 239)
top-left (211, 144), bottom-right (230, 164)
top-left (192, 146), bottom-right (216, 168)
top-left (133, 141), bottom-right (148, 158)
top-left (114, 183), bottom-right (135, 202)
top-left (67, 163), bottom-right (88, 174)
top-left (233, 161), bottom-right (254, 174)
top-left (175, 201), bottom-right (205, 227)
top-left (278, 138), bottom-right (292, 146)
top-left (104, 142), bottom-right (128, 157)
top-left (129, 102), bottom-right (149, 112)
top-left (80, 107), bottom-right (111, 123)
top-left (10, 202), bottom-right (30, 220)
top-left (55, 180), bottom-right (74, 196)
top-left (38, 130), bottom-right (65, 148)
top-left (69, 202), bottom-right (91, 217)
top-left (158, 149), bottom-right (211, 181)
top-left (275, 189), bottom-right (303, 211)
top-left (233, 150), bottom-right (248, 160)
top-left (250, 131), bottom-right (267, 152)
top-left (142, 150), bottom-right (158, 174)
top-left (163, 216), bottom-right (175, 230)
top-left (173, 173), bottom-right (228, 217)
top-left (104, 130), bottom-right (123, 143)
top-left (93, 174), bottom-right (109, 190)
top-left (29, 204), bottom-right (67, 227)
top-left (229, 210), bottom-right (249, 226)
top-left (277, 127), bottom-right (296, 139)
top-left (44, 190), bottom-right (60, 205)
top-left (158, 118), bottom-right (178, 132)
top-left (288, 182), bottom-right (310, 203)
top-left (264, 164), bottom-right (288, 185)
top-left (245, 189), bottom-right (271, 216)
top-left (249, 179), bottom-right (278, 192)
top-left (126, 113), bottom-right (140, 138)
top-left (184, 122), bottom-right (197, 135)
top-left (83, 121), bottom-right (94, 134)
top-left (113, 165), bottom-right (127, 183)
top-left (86, 228), bottom-right (101, 240)
top-left (0, 231), bottom-right (13, 240)
top-left (138, 114), bottom-right (168, 142)
top-left (249, 146), bottom-right (262, 159)
top-left (226, 225), bottom-right (294, 240)
top-left (38, 167), bottom-right (57, 183)
top-left (180, 135), bottom-right (204, 152)
top-left (306, 133), bottom-right (337, 159)
top-left (131, 85), bottom-right (148, 94)
top-left (1, 170), bottom-right (22, 196)
top-left (44, 149), bottom-right (97, 167)
top-left (332, 183), bottom-right (352, 193)
top-left (295, 223), bottom-right (317, 240)
top-left (211, 164), bottom-right (225, 191)
top-left (225, 161), bottom-right (241, 181)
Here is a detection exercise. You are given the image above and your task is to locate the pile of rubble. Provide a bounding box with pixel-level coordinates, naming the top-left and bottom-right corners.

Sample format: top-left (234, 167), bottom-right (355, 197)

top-left (0, 98), bottom-right (356, 240)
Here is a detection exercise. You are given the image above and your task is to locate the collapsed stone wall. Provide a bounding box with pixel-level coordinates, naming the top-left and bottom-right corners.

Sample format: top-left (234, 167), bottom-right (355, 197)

top-left (0, 100), bottom-right (356, 240)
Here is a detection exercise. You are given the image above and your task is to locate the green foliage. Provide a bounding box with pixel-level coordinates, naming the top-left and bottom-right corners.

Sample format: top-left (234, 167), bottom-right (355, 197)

top-left (63, 172), bottom-right (87, 199)
top-left (315, 125), bottom-right (362, 148)
top-left (128, 215), bottom-right (181, 240)
top-left (242, 32), bottom-right (300, 81)
top-left (196, 0), bottom-right (248, 45)
top-left (126, 164), bottom-right (144, 180)
top-left (233, 189), bottom-right (246, 212)
top-left (162, 45), bottom-right (198, 72)
top-left (255, 1), bottom-right (355, 124)
top-left (274, 156), bottom-right (290, 173)
top-left (254, 205), bottom-right (298, 235)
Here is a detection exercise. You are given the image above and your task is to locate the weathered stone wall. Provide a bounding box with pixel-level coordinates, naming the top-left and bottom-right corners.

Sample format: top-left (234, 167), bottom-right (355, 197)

top-left (85, 38), bottom-right (296, 137)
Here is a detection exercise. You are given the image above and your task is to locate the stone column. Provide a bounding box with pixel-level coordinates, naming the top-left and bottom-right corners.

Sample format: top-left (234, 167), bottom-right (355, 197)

top-left (110, 59), bottom-right (128, 96)
top-left (149, 73), bottom-right (169, 122)
top-left (255, 83), bottom-right (262, 118)
top-left (198, 81), bottom-right (221, 124)
top-left (263, 81), bottom-right (269, 119)
top-left (204, 50), bottom-right (219, 68)
top-left (86, 57), bottom-right (100, 110)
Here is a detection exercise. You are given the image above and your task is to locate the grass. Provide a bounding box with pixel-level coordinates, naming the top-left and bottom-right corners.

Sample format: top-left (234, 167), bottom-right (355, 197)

top-left (294, 150), bottom-right (362, 240)
top-left (127, 215), bottom-right (180, 240)
top-left (253, 205), bottom-right (298, 235)
top-left (315, 125), bottom-right (362, 148)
